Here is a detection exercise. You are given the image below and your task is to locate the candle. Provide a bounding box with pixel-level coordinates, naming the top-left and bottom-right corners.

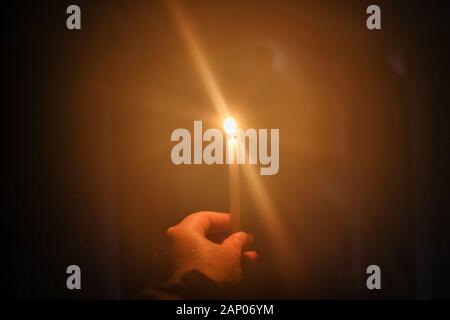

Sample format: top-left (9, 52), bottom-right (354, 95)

top-left (224, 117), bottom-right (241, 232)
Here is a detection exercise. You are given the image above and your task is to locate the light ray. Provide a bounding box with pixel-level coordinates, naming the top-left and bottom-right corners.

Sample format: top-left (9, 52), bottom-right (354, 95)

top-left (166, 0), bottom-right (299, 287)
top-left (166, 0), bottom-right (229, 119)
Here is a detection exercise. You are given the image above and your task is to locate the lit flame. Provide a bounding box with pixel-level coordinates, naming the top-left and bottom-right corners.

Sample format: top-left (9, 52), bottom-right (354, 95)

top-left (223, 116), bottom-right (237, 135)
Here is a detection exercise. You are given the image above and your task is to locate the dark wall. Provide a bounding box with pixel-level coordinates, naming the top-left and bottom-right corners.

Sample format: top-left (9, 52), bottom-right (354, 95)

top-left (2, 0), bottom-right (449, 299)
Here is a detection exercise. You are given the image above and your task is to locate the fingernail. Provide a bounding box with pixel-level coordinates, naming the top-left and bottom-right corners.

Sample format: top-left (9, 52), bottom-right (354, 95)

top-left (235, 232), bottom-right (248, 243)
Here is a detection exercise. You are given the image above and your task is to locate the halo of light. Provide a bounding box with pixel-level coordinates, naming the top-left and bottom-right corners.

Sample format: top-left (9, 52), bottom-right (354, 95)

top-left (223, 116), bottom-right (237, 134)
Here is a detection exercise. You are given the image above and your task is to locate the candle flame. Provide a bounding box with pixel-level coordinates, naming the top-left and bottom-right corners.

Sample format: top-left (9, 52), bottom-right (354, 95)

top-left (223, 116), bottom-right (237, 135)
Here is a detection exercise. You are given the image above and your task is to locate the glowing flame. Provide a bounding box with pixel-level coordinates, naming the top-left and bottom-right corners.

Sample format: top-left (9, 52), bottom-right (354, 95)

top-left (223, 116), bottom-right (237, 135)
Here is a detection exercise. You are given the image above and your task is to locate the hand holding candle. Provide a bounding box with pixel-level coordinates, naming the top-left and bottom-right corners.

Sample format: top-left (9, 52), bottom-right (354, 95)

top-left (165, 212), bottom-right (257, 287)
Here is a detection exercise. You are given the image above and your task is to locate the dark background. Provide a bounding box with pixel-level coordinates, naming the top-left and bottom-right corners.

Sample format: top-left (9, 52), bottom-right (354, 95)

top-left (2, 0), bottom-right (449, 299)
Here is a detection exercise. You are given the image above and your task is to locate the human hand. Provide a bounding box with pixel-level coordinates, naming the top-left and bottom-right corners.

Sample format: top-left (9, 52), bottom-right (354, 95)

top-left (165, 211), bottom-right (257, 286)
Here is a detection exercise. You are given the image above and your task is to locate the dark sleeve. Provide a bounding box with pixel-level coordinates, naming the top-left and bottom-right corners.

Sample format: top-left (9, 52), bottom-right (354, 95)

top-left (136, 270), bottom-right (231, 300)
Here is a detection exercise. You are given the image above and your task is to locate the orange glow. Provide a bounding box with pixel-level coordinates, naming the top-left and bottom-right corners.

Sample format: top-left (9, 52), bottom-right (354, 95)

top-left (166, 0), bottom-right (229, 119)
top-left (167, 0), bottom-right (298, 287)
top-left (223, 116), bottom-right (237, 135)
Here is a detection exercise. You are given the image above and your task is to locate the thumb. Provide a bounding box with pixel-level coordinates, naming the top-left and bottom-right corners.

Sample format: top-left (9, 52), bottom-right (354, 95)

top-left (222, 232), bottom-right (249, 253)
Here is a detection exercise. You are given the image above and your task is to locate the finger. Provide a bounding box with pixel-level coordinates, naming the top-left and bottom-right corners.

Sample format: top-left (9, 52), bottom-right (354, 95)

top-left (243, 250), bottom-right (258, 261)
top-left (222, 231), bottom-right (250, 253)
top-left (180, 211), bottom-right (231, 235)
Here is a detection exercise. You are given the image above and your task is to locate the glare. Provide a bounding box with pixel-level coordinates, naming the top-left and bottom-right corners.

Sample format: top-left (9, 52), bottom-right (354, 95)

top-left (223, 116), bottom-right (237, 134)
top-left (168, 0), bottom-right (296, 288)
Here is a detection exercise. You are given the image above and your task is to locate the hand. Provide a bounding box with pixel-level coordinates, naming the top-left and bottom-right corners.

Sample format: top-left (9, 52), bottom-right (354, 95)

top-left (165, 211), bottom-right (257, 286)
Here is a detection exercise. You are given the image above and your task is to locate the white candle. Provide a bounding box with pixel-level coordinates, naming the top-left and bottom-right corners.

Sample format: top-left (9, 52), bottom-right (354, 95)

top-left (224, 117), bottom-right (241, 232)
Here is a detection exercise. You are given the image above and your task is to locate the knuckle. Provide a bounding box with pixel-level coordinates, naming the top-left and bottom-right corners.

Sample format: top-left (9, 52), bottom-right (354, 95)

top-left (166, 226), bottom-right (178, 237)
top-left (191, 211), bottom-right (207, 220)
